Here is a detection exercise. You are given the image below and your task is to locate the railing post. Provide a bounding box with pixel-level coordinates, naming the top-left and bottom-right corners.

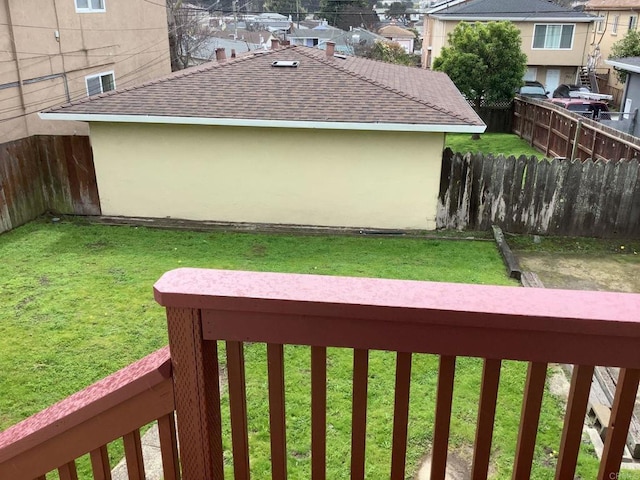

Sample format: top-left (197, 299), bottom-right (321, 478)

top-left (166, 306), bottom-right (224, 480)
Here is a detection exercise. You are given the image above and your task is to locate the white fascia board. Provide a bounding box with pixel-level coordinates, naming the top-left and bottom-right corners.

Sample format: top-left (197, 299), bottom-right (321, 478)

top-left (430, 15), bottom-right (595, 22)
top-left (606, 59), bottom-right (640, 74)
top-left (38, 112), bottom-right (487, 134)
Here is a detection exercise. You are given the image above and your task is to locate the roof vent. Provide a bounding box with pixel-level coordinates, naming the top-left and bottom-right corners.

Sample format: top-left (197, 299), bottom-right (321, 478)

top-left (271, 60), bottom-right (299, 67)
top-left (334, 54), bottom-right (347, 60)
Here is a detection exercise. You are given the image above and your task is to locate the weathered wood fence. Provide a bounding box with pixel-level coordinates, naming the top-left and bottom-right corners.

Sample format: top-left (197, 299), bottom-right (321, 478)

top-left (0, 136), bottom-right (100, 234)
top-left (513, 97), bottom-right (640, 161)
top-left (438, 148), bottom-right (640, 238)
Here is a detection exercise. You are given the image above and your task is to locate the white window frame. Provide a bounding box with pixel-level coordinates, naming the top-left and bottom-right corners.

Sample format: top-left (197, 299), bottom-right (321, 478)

top-left (75, 0), bottom-right (106, 13)
top-left (596, 18), bottom-right (605, 33)
top-left (612, 15), bottom-right (619, 35)
top-left (532, 24), bottom-right (575, 50)
top-left (85, 71), bottom-right (115, 96)
top-left (629, 15), bottom-right (637, 31)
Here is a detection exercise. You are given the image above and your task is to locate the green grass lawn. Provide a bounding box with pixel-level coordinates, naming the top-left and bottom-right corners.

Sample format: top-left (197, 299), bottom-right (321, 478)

top-left (0, 219), bottom-right (613, 479)
top-left (446, 133), bottom-right (543, 158)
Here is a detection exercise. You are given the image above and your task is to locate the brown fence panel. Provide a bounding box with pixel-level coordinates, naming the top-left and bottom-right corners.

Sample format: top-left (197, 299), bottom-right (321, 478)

top-left (0, 135), bottom-right (99, 234)
top-left (438, 150), bottom-right (640, 238)
top-left (513, 97), bottom-right (640, 161)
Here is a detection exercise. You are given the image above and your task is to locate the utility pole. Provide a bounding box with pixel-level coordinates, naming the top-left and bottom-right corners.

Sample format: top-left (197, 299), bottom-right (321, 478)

top-left (233, 0), bottom-right (238, 40)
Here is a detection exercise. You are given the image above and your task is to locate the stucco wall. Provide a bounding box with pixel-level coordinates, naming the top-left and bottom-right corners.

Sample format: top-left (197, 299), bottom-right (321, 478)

top-left (89, 123), bottom-right (446, 230)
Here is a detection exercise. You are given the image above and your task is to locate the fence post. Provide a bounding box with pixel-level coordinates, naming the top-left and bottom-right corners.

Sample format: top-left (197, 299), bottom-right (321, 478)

top-left (570, 120), bottom-right (582, 161)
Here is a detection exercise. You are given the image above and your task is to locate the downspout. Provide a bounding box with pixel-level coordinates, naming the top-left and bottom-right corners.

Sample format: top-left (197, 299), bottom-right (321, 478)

top-left (4, 0), bottom-right (29, 134)
top-left (52, 0), bottom-right (71, 102)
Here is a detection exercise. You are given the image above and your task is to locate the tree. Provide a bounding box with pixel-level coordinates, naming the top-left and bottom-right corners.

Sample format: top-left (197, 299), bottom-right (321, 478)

top-left (610, 29), bottom-right (640, 83)
top-left (319, 0), bottom-right (378, 31)
top-left (432, 21), bottom-right (527, 111)
top-left (365, 40), bottom-right (419, 66)
top-left (384, 2), bottom-right (408, 22)
top-left (167, 0), bottom-right (215, 71)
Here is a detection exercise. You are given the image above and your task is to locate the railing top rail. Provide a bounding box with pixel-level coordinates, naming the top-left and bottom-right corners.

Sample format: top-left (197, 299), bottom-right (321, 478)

top-left (0, 346), bottom-right (171, 460)
top-left (155, 268), bottom-right (639, 330)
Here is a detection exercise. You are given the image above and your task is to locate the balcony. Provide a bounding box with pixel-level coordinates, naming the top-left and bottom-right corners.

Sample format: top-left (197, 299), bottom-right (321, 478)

top-left (0, 267), bottom-right (639, 480)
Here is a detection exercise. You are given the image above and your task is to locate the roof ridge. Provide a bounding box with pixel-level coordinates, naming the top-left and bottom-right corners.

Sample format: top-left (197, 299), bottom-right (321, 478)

top-left (293, 47), bottom-right (477, 123)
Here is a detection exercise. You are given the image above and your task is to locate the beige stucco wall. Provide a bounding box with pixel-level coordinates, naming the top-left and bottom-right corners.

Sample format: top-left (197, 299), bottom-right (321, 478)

top-left (89, 123), bottom-right (446, 230)
top-left (0, 0), bottom-right (171, 143)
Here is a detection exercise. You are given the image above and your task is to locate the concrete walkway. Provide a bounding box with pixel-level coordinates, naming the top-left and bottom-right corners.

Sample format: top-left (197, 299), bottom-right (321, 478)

top-left (111, 424), bottom-right (164, 480)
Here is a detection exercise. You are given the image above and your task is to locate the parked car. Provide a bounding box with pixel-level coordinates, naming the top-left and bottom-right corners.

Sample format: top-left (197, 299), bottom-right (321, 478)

top-left (550, 98), bottom-right (610, 120)
top-left (552, 84), bottom-right (591, 98)
top-left (517, 81), bottom-right (549, 99)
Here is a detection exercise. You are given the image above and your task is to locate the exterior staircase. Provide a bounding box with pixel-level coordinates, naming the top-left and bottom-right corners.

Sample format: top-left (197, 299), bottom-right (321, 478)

top-left (579, 66), bottom-right (600, 93)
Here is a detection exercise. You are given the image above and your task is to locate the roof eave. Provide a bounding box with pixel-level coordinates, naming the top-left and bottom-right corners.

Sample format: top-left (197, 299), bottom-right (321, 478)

top-left (38, 112), bottom-right (486, 134)
top-left (430, 15), bottom-right (595, 22)
top-left (606, 58), bottom-right (640, 73)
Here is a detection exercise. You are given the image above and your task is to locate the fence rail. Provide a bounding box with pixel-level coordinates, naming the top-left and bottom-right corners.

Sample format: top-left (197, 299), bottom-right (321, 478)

top-left (0, 135), bottom-right (99, 234)
top-left (437, 149), bottom-right (640, 237)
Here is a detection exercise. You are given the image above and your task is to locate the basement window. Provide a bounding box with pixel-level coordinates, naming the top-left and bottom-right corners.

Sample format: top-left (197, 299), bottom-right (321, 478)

top-left (75, 0), bottom-right (106, 13)
top-left (85, 71), bottom-right (115, 96)
top-left (271, 61), bottom-right (299, 68)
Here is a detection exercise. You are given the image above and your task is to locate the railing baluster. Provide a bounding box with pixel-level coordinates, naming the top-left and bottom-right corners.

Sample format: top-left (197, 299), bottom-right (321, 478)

top-left (311, 346), bottom-right (327, 480)
top-left (512, 362), bottom-right (548, 480)
top-left (471, 358), bottom-right (502, 480)
top-left (351, 348), bottom-right (369, 480)
top-left (123, 429), bottom-right (145, 480)
top-left (555, 364), bottom-right (594, 480)
top-left (431, 355), bottom-right (457, 480)
top-left (598, 368), bottom-right (640, 480)
top-left (267, 343), bottom-right (288, 480)
top-left (90, 445), bottom-right (112, 480)
top-left (390, 352), bottom-right (412, 480)
top-left (58, 461), bottom-right (78, 480)
top-left (158, 412), bottom-right (181, 480)
top-left (227, 340), bottom-right (250, 480)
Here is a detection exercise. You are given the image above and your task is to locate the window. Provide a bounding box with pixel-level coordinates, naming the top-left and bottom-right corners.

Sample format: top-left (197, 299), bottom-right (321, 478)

top-left (85, 71), bottom-right (115, 96)
top-left (532, 24), bottom-right (574, 49)
top-left (612, 15), bottom-right (619, 34)
top-left (629, 15), bottom-right (637, 31)
top-left (596, 18), bottom-right (605, 33)
top-left (75, 0), bottom-right (105, 13)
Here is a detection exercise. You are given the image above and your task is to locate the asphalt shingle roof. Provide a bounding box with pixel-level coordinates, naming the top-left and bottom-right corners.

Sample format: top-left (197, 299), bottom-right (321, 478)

top-left (45, 46), bottom-right (483, 128)
top-left (432, 0), bottom-right (595, 20)
top-left (585, 0), bottom-right (640, 9)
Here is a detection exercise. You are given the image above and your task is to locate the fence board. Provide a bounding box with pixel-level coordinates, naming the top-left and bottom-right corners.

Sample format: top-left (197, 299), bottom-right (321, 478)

top-left (0, 135), bottom-right (99, 234)
top-left (438, 151), bottom-right (640, 238)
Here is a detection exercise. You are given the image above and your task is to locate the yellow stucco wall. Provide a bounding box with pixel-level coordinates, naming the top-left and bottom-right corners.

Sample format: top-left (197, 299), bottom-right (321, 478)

top-left (89, 123), bottom-right (446, 230)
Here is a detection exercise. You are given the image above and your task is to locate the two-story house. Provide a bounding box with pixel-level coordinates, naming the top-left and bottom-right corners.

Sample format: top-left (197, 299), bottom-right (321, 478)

top-left (0, 0), bottom-right (171, 144)
top-left (423, 0), bottom-right (597, 95)
top-left (585, 1), bottom-right (640, 105)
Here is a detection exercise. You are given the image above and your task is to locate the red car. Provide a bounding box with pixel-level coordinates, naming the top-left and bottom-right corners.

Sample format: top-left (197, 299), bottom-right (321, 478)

top-left (550, 98), bottom-right (610, 120)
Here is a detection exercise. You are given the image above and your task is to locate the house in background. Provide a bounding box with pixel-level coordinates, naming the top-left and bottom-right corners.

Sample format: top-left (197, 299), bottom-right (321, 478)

top-left (423, 0), bottom-right (597, 95)
top-left (605, 56), bottom-right (640, 135)
top-left (40, 45), bottom-right (484, 231)
top-left (585, 0), bottom-right (640, 107)
top-left (288, 24), bottom-right (346, 48)
top-left (378, 24), bottom-right (417, 53)
top-left (0, 0), bottom-right (171, 144)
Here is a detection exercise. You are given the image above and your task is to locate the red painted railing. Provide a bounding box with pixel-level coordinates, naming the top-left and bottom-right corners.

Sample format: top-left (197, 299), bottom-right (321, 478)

top-left (154, 268), bottom-right (640, 480)
top-left (0, 347), bottom-right (178, 480)
top-left (1, 268), bottom-right (639, 480)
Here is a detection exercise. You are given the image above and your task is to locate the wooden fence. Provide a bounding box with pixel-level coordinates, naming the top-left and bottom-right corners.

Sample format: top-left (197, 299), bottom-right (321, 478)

top-left (437, 148), bottom-right (640, 238)
top-left (0, 135), bottom-right (100, 234)
top-left (513, 97), bottom-right (640, 161)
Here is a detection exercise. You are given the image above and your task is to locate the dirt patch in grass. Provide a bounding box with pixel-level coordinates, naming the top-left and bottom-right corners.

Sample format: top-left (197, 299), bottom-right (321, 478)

top-left (516, 253), bottom-right (640, 293)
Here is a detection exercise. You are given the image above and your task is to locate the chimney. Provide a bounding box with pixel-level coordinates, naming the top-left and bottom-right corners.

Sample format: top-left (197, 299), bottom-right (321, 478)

top-left (281, 39), bottom-right (290, 46)
top-left (231, 49), bottom-right (236, 58)
top-left (326, 41), bottom-right (335, 58)
top-left (215, 48), bottom-right (226, 62)
top-left (271, 38), bottom-right (280, 49)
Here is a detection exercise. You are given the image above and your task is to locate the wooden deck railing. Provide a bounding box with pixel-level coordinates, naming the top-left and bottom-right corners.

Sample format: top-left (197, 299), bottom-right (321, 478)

top-left (0, 347), bottom-right (178, 480)
top-left (1, 268), bottom-right (639, 480)
top-left (154, 268), bottom-right (640, 480)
